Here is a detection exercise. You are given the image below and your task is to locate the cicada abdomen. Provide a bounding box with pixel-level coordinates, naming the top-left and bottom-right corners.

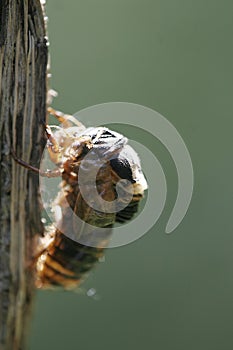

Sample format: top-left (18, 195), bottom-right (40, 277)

top-left (35, 231), bottom-right (106, 289)
top-left (35, 113), bottom-right (147, 290)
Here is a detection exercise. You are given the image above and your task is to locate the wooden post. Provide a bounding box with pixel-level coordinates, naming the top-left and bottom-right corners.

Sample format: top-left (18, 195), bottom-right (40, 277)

top-left (0, 1), bottom-right (48, 349)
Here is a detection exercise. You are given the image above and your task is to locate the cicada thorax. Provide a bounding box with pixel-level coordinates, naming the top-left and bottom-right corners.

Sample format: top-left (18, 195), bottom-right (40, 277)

top-left (36, 126), bottom-right (147, 290)
top-left (61, 143), bottom-right (117, 229)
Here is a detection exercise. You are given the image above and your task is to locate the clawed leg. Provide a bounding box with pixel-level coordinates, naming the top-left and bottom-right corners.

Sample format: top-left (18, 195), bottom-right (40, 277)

top-left (48, 107), bottom-right (84, 128)
top-left (11, 106), bottom-right (83, 176)
top-left (11, 149), bottom-right (62, 178)
top-left (11, 123), bottom-right (62, 176)
top-left (45, 124), bottom-right (63, 164)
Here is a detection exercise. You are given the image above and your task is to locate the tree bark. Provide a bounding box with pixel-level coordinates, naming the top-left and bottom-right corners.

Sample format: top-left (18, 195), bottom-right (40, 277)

top-left (0, 1), bottom-right (48, 349)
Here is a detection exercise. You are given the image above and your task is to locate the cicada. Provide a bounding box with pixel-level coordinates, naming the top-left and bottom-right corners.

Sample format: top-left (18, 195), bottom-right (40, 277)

top-left (14, 108), bottom-right (147, 290)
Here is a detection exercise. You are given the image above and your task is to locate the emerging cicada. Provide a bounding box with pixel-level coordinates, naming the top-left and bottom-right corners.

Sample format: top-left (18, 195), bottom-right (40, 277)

top-left (15, 107), bottom-right (148, 290)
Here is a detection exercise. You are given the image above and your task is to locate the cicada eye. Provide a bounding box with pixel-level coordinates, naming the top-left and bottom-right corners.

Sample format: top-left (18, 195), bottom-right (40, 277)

top-left (110, 157), bottom-right (135, 183)
top-left (111, 145), bottom-right (148, 190)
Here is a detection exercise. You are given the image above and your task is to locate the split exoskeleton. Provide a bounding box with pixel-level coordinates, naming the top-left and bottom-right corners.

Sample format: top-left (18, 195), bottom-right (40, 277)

top-left (30, 108), bottom-right (148, 289)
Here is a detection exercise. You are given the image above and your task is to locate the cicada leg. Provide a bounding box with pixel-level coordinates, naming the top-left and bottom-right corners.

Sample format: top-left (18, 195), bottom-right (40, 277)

top-left (48, 107), bottom-right (84, 129)
top-left (45, 124), bottom-right (64, 165)
top-left (11, 149), bottom-right (62, 178)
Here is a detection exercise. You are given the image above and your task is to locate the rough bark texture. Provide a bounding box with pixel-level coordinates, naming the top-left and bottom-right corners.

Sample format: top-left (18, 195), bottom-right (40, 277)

top-left (0, 1), bottom-right (48, 349)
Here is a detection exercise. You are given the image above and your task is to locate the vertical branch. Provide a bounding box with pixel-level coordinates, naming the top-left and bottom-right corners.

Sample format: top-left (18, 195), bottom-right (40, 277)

top-left (0, 1), bottom-right (48, 349)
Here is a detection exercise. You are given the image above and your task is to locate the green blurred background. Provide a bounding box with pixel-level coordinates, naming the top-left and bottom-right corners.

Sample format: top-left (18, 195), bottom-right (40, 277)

top-left (30, 0), bottom-right (233, 349)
